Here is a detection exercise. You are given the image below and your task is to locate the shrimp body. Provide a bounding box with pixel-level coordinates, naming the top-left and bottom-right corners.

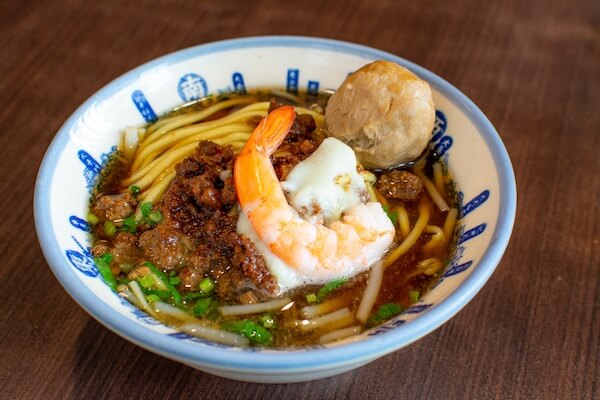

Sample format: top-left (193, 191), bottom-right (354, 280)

top-left (234, 106), bottom-right (395, 283)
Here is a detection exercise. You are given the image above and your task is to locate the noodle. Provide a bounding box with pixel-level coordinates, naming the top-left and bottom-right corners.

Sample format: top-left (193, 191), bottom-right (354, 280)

top-left (126, 133), bottom-right (250, 193)
top-left (423, 225), bottom-right (445, 254)
top-left (301, 293), bottom-right (353, 319)
top-left (299, 308), bottom-right (355, 332)
top-left (417, 258), bottom-right (443, 275)
top-left (443, 208), bottom-right (459, 241)
top-left (319, 325), bottom-right (362, 344)
top-left (432, 162), bottom-right (444, 196)
top-left (127, 280), bottom-right (157, 318)
top-left (179, 322), bottom-right (250, 346)
top-left (122, 127), bottom-right (142, 163)
top-left (413, 169), bottom-right (449, 212)
top-left (355, 261), bottom-right (384, 323)
top-left (137, 170), bottom-right (175, 201)
top-left (372, 187), bottom-right (390, 209)
top-left (144, 96), bottom-right (258, 138)
top-left (131, 103), bottom-right (268, 171)
top-left (395, 204), bottom-right (411, 238)
top-left (295, 107), bottom-right (325, 127)
top-left (218, 298), bottom-right (293, 317)
top-left (384, 199), bottom-right (430, 268)
top-left (128, 142), bottom-right (198, 188)
top-left (134, 123), bottom-right (251, 173)
top-left (153, 301), bottom-right (195, 321)
top-left (133, 113), bottom-right (262, 173)
top-left (118, 285), bottom-right (144, 309)
top-left (170, 124), bottom-right (251, 151)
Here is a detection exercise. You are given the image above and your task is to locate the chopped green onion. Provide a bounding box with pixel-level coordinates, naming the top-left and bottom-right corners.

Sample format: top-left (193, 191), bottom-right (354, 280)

top-left (148, 210), bottom-right (163, 224)
top-left (130, 185), bottom-right (141, 196)
top-left (223, 320), bottom-right (272, 345)
top-left (100, 253), bottom-right (114, 265)
top-left (103, 220), bottom-right (117, 237)
top-left (182, 292), bottom-right (210, 302)
top-left (169, 276), bottom-right (181, 286)
top-left (193, 297), bottom-right (214, 317)
top-left (144, 261), bottom-right (182, 305)
top-left (138, 275), bottom-right (155, 289)
top-left (121, 215), bottom-right (137, 234)
top-left (145, 294), bottom-right (161, 303)
top-left (140, 202), bottom-right (153, 218)
top-left (94, 256), bottom-right (117, 291)
top-left (116, 276), bottom-right (131, 286)
top-left (199, 277), bottom-right (215, 294)
top-left (140, 202), bottom-right (163, 226)
top-left (143, 289), bottom-right (172, 302)
top-left (367, 303), bottom-right (404, 326)
top-left (316, 277), bottom-right (348, 302)
top-left (119, 263), bottom-right (135, 274)
top-left (408, 290), bottom-right (420, 303)
top-left (306, 293), bottom-right (317, 304)
top-left (382, 205), bottom-right (399, 225)
top-left (259, 313), bottom-right (276, 329)
top-left (87, 212), bottom-right (100, 226)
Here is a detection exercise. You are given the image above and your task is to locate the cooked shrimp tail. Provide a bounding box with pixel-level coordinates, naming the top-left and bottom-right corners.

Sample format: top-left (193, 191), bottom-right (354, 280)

top-left (244, 105), bottom-right (295, 153)
top-left (234, 106), bottom-right (295, 210)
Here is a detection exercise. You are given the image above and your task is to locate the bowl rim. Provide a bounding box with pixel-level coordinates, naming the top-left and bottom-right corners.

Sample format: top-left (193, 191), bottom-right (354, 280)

top-left (34, 35), bottom-right (516, 372)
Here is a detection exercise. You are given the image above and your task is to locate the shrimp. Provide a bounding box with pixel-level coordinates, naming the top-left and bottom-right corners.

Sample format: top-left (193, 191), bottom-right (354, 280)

top-left (234, 106), bottom-right (395, 281)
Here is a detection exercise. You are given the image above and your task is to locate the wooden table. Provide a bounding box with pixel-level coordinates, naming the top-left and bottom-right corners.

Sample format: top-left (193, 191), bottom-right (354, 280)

top-left (1, 0), bottom-right (598, 398)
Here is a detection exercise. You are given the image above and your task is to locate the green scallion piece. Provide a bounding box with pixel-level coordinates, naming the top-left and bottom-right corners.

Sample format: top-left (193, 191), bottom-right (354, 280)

top-left (145, 294), bottom-right (161, 303)
top-left (408, 290), bottom-right (420, 303)
top-left (182, 292), bottom-right (210, 302)
top-left (117, 277), bottom-right (131, 286)
top-left (100, 253), bottom-right (114, 265)
top-left (94, 256), bottom-right (117, 291)
top-left (169, 276), bottom-right (181, 286)
top-left (193, 297), bottom-right (214, 317)
top-left (137, 275), bottom-right (155, 289)
top-left (223, 320), bottom-right (272, 345)
top-left (306, 293), bottom-right (317, 304)
top-left (259, 313), bottom-right (276, 329)
top-left (130, 185), bottom-right (141, 196)
top-left (140, 202), bottom-right (153, 218)
top-left (143, 289), bottom-right (172, 302)
top-left (382, 205), bottom-right (399, 225)
top-left (367, 303), bottom-right (404, 326)
top-left (148, 210), bottom-right (163, 224)
top-left (144, 261), bottom-right (182, 305)
top-left (198, 277), bottom-right (215, 294)
top-left (121, 215), bottom-right (137, 234)
top-left (103, 220), bottom-right (117, 237)
top-left (316, 277), bottom-right (348, 302)
top-left (87, 212), bottom-right (100, 226)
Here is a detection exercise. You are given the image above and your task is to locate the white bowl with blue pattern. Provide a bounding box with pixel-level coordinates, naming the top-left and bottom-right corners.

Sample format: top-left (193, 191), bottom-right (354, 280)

top-left (34, 36), bottom-right (516, 383)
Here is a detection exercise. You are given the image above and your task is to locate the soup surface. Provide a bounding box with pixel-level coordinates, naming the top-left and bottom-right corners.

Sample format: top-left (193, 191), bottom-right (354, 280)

top-left (89, 90), bottom-right (457, 347)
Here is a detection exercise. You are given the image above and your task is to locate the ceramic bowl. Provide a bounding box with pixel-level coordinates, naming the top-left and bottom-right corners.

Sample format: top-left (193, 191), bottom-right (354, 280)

top-left (34, 36), bottom-right (516, 383)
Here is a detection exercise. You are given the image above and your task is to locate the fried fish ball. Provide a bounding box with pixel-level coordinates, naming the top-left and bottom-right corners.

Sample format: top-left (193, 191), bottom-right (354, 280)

top-left (325, 60), bottom-right (435, 169)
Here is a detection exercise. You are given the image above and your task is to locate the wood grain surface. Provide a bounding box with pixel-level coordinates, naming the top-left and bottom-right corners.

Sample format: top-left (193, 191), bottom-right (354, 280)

top-left (1, 0), bottom-right (598, 399)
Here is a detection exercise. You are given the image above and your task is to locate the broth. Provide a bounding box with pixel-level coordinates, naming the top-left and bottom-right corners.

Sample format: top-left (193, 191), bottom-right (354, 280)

top-left (88, 91), bottom-right (457, 347)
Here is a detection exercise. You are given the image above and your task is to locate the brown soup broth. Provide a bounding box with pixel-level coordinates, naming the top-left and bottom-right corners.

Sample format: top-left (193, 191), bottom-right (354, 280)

top-left (89, 91), bottom-right (457, 347)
